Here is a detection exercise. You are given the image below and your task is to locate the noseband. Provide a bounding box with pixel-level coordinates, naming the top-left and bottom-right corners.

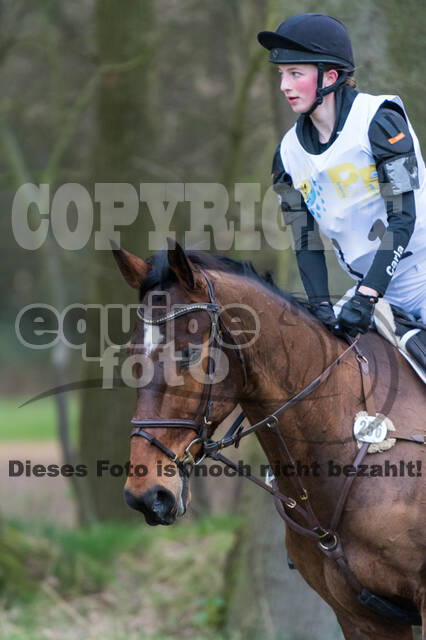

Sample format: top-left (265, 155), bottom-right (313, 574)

top-left (130, 271), bottom-right (244, 475)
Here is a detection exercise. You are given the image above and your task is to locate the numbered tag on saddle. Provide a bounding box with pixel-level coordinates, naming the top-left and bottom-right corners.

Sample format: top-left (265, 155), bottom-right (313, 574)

top-left (353, 415), bottom-right (388, 444)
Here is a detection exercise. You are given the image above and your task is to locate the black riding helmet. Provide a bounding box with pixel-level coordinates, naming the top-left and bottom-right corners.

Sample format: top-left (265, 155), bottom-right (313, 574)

top-left (258, 14), bottom-right (355, 115)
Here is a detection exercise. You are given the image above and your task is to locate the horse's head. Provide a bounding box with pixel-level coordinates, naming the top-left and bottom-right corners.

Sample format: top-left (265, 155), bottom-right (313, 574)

top-left (112, 240), bottom-right (245, 525)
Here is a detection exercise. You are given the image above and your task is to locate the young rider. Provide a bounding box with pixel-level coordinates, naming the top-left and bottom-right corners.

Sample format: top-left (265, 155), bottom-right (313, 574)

top-left (257, 13), bottom-right (426, 369)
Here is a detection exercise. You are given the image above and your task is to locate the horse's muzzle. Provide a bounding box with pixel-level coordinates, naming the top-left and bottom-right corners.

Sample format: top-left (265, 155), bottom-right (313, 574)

top-left (124, 485), bottom-right (177, 525)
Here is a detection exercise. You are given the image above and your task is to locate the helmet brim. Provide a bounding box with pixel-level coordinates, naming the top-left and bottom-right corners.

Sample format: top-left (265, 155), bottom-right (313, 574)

top-left (257, 31), bottom-right (354, 69)
top-left (258, 30), bottom-right (295, 50)
top-left (267, 47), bottom-right (353, 68)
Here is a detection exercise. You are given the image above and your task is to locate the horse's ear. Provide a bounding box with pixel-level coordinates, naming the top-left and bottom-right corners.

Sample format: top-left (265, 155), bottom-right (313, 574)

top-left (167, 238), bottom-right (204, 291)
top-left (110, 240), bottom-right (150, 289)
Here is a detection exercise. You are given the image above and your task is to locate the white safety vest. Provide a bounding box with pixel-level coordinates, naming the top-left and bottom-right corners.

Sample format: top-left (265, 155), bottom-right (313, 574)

top-left (280, 93), bottom-right (426, 280)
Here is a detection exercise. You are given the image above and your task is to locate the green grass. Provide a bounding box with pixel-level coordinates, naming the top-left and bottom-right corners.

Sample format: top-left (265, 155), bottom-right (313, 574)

top-left (0, 395), bottom-right (79, 441)
top-left (1, 519), bottom-right (155, 601)
top-left (0, 515), bottom-right (241, 640)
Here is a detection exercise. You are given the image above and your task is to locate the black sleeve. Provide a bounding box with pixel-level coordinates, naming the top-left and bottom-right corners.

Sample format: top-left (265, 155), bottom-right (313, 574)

top-left (361, 104), bottom-right (418, 295)
top-left (272, 146), bottom-right (331, 304)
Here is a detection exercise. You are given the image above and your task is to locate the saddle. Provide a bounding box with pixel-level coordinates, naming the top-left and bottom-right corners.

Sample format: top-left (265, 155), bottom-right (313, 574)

top-left (373, 300), bottom-right (426, 383)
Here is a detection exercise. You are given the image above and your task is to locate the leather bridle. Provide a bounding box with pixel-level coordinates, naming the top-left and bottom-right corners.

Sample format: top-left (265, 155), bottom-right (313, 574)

top-left (130, 271), bottom-right (242, 475)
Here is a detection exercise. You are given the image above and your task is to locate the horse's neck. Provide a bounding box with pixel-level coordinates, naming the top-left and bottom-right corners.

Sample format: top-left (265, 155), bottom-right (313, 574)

top-left (236, 283), bottom-right (337, 410)
top-left (218, 274), bottom-right (355, 503)
top-left (242, 309), bottom-right (340, 439)
top-left (214, 270), bottom-right (346, 412)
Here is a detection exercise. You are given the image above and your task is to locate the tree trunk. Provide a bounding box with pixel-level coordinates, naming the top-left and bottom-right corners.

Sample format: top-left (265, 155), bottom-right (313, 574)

top-left (79, 0), bottom-right (157, 521)
top-left (380, 0), bottom-right (425, 144)
top-left (222, 442), bottom-right (343, 640)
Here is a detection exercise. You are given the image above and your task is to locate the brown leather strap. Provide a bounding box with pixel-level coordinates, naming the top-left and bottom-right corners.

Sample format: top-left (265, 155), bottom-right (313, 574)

top-left (351, 340), bottom-right (376, 417)
top-left (318, 534), bottom-right (363, 592)
top-left (268, 422), bottom-right (322, 530)
top-left (329, 442), bottom-right (370, 531)
top-left (273, 489), bottom-right (327, 539)
top-left (131, 419), bottom-right (201, 430)
top-left (360, 363), bottom-right (376, 417)
top-left (209, 450), bottom-right (312, 521)
top-left (395, 433), bottom-right (425, 445)
top-left (328, 347), bottom-right (373, 531)
top-left (204, 338), bottom-right (361, 452)
top-left (131, 427), bottom-right (190, 474)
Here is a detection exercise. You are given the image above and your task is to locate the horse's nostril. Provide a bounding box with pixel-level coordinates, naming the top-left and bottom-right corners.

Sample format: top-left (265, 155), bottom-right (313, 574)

top-left (124, 486), bottom-right (176, 525)
top-left (152, 488), bottom-right (175, 515)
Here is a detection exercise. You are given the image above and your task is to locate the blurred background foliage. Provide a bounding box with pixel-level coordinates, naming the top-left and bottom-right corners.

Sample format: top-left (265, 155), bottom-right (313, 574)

top-left (1, 0), bottom-right (424, 382)
top-left (0, 0), bottom-right (424, 638)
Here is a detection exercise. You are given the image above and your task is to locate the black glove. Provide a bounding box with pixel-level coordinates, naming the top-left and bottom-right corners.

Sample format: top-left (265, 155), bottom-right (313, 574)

top-left (337, 291), bottom-right (378, 337)
top-left (311, 302), bottom-right (337, 330)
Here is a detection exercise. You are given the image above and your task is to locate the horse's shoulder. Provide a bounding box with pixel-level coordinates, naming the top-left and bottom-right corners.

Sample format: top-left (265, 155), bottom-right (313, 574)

top-left (358, 331), bottom-right (426, 420)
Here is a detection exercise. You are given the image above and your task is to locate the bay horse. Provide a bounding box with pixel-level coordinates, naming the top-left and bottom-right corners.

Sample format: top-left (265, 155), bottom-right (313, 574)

top-left (112, 239), bottom-right (425, 640)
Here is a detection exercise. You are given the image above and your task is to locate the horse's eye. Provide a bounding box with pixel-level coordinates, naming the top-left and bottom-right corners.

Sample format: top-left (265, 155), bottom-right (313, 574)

top-left (179, 346), bottom-right (202, 368)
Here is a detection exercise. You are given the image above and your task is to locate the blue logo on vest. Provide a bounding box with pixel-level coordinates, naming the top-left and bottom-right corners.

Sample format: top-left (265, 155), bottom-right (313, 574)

top-left (300, 179), bottom-right (327, 219)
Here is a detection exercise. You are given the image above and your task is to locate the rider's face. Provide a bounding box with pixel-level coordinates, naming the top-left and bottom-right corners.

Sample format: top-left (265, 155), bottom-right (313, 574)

top-left (277, 63), bottom-right (318, 113)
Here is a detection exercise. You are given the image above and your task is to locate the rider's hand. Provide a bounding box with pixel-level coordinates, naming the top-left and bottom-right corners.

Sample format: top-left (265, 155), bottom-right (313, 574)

top-left (336, 291), bottom-right (378, 337)
top-left (311, 301), bottom-right (337, 330)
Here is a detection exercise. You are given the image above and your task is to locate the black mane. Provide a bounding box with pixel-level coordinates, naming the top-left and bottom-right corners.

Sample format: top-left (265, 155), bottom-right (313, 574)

top-left (140, 250), bottom-right (311, 315)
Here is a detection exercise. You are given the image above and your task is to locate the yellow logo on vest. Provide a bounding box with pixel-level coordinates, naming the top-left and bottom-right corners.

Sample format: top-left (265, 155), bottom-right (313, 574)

top-left (327, 162), bottom-right (380, 199)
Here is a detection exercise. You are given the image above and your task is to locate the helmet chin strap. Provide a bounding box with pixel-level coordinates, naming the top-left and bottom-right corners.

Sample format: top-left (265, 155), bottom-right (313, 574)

top-left (304, 62), bottom-right (349, 116)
